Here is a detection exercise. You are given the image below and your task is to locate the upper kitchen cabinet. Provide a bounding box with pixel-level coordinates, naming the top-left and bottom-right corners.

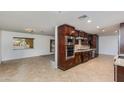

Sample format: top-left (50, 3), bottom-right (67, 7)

top-left (84, 32), bottom-right (88, 39)
top-left (119, 23), bottom-right (124, 55)
top-left (90, 34), bottom-right (97, 48)
top-left (75, 30), bottom-right (79, 44)
top-left (59, 24), bottom-right (76, 36)
top-left (74, 30), bottom-right (79, 37)
top-left (90, 34), bottom-right (99, 57)
top-left (59, 24), bottom-right (79, 37)
top-left (79, 31), bottom-right (85, 37)
top-left (81, 32), bottom-right (88, 45)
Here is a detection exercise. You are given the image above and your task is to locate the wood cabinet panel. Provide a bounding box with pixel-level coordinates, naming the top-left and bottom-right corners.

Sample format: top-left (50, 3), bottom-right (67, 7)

top-left (114, 65), bottom-right (124, 82)
top-left (58, 24), bottom-right (76, 70)
top-left (81, 52), bottom-right (89, 62)
top-left (79, 31), bottom-right (85, 37)
top-left (75, 52), bottom-right (82, 64)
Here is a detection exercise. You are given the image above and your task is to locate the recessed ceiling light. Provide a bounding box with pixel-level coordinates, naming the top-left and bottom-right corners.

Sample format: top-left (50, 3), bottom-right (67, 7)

top-left (96, 26), bottom-right (100, 29)
top-left (25, 28), bottom-right (33, 32)
top-left (115, 30), bottom-right (118, 33)
top-left (87, 20), bottom-right (92, 23)
top-left (102, 29), bottom-right (105, 32)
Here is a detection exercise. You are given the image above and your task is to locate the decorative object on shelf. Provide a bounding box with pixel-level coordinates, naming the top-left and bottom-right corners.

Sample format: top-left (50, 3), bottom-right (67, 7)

top-left (13, 37), bottom-right (34, 49)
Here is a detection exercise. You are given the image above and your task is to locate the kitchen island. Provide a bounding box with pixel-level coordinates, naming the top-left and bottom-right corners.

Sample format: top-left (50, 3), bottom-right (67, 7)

top-left (114, 56), bottom-right (124, 82)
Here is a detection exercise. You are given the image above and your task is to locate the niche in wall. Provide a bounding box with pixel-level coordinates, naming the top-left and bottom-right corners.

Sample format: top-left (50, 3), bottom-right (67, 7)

top-left (50, 39), bottom-right (55, 52)
top-left (13, 37), bottom-right (34, 49)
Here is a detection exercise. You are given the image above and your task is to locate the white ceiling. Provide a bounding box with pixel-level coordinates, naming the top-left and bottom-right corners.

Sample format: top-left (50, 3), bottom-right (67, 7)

top-left (0, 11), bottom-right (124, 36)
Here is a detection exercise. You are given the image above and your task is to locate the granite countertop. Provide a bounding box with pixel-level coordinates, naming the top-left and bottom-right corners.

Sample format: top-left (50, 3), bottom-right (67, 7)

top-left (75, 48), bottom-right (96, 53)
top-left (114, 56), bottom-right (124, 67)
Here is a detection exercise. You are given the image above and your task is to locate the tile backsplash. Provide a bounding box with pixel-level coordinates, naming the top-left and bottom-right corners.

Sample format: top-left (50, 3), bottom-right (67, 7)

top-left (75, 44), bottom-right (90, 50)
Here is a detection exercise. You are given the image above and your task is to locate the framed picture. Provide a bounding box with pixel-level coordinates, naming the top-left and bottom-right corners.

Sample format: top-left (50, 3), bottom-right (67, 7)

top-left (13, 37), bottom-right (34, 49)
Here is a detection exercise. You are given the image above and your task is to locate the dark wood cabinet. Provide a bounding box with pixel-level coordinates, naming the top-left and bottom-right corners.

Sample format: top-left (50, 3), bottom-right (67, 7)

top-left (75, 52), bottom-right (82, 64)
top-left (84, 32), bottom-right (88, 39)
top-left (90, 34), bottom-right (99, 57)
top-left (58, 24), bottom-right (99, 71)
top-left (91, 35), bottom-right (97, 48)
top-left (80, 32), bottom-right (88, 45)
top-left (114, 65), bottom-right (124, 82)
top-left (82, 52), bottom-right (89, 62)
top-left (79, 31), bottom-right (85, 37)
top-left (75, 51), bottom-right (92, 63)
top-left (58, 24), bottom-right (76, 70)
top-left (75, 30), bottom-right (79, 37)
top-left (75, 30), bottom-right (79, 44)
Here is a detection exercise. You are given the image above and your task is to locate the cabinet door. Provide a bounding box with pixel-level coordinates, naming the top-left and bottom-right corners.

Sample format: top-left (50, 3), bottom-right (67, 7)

top-left (63, 25), bottom-right (75, 36)
top-left (82, 52), bottom-right (89, 62)
top-left (79, 31), bottom-right (85, 37)
top-left (75, 30), bottom-right (79, 44)
top-left (84, 32), bottom-right (88, 39)
top-left (116, 66), bottom-right (124, 82)
top-left (75, 30), bottom-right (79, 37)
top-left (88, 51), bottom-right (92, 59)
top-left (66, 58), bottom-right (75, 68)
top-left (75, 53), bottom-right (81, 64)
top-left (114, 65), bottom-right (117, 81)
top-left (92, 35), bottom-right (97, 48)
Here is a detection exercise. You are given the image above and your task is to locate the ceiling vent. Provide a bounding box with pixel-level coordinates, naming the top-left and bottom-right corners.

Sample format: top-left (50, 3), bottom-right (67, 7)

top-left (78, 14), bottom-right (88, 19)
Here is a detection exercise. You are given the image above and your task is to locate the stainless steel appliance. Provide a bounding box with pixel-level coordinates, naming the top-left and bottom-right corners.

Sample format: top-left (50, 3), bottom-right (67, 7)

top-left (66, 45), bottom-right (75, 60)
top-left (65, 36), bottom-right (75, 60)
top-left (65, 36), bottom-right (75, 45)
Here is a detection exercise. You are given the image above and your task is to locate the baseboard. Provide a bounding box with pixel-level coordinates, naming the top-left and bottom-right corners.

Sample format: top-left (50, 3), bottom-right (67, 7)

top-left (1, 54), bottom-right (54, 63)
top-left (99, 54), bottom-right (115, 56)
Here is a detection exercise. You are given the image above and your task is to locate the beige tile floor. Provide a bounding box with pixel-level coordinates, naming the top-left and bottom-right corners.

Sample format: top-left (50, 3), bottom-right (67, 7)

top-left (0, 55), bottom-right (114, 82)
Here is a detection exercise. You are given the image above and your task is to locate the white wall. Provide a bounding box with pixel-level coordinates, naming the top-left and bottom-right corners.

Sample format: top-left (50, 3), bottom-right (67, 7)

top-left (0, 31), bottom-right (1, 63)
top-left (99, 35), bottom-right (118, 55)
top-left (1, 31), bottom-right (54, 61)
top-left (55, 26), bottom-right (58, 68)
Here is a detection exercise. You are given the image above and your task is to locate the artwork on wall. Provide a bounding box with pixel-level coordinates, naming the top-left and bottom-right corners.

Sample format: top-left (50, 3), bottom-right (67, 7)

top-left (50, 39), bottom-right (55, 52)
top-left (13, 37), bottom-right (34, 49)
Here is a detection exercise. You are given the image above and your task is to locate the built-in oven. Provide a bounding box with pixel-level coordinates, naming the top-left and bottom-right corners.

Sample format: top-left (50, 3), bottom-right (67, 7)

top-left (66, 45), bottom-right (75, 60)
top-left (65, 36), bottom-right (75, 60)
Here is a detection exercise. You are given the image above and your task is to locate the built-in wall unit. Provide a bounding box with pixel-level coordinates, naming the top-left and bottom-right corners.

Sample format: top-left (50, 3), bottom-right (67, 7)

top-left (57, 24), bottom-right (98, 70)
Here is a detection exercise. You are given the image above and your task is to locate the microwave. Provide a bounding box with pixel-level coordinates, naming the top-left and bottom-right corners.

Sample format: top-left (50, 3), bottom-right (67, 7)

top-left (65, 36), bottom-right (75, 45)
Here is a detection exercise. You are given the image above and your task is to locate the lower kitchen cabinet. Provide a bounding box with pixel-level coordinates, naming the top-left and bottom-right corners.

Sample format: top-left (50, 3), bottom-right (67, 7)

top-left (75, 52), bottom-right (82, 64)
top-left (88, 51), bottom-right (92, 59)
top-left (114, 65), bottom-right (124, 82)
top-left (82, 52), bottom-right (89, 62)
